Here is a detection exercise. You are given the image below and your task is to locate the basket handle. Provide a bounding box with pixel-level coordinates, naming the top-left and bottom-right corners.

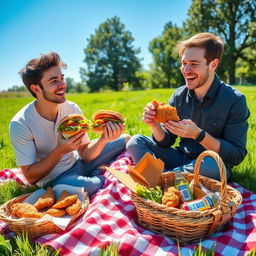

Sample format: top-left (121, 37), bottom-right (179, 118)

top-left (193, 150), bottom-right (227, 203)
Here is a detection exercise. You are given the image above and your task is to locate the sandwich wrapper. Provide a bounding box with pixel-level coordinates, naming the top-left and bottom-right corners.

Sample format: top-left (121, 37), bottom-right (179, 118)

top-left (10, 184), bottom-right (87, 230)
top-left (106, 152), bottom-right (164, 192)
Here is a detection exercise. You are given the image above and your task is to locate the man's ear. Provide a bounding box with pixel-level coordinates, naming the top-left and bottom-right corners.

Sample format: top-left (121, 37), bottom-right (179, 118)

top-left (30, 84), bottom-right (41, 96)
top-left (210, 58), bottom-right (219, 70)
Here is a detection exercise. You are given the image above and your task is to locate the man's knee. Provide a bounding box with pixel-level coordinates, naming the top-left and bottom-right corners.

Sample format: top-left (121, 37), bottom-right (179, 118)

top-left (121, 133), bottom-right (131, 144)
top-left (126, 134), bottom-right (145, 151)
top-left (198, 156), bottom-right (221, 180)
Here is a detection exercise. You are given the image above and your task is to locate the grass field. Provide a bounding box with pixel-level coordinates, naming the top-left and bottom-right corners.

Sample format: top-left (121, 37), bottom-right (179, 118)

top-left (0, 87), bottom-right (255, 255)
top-left (0, 87), bottom-right (255, 194)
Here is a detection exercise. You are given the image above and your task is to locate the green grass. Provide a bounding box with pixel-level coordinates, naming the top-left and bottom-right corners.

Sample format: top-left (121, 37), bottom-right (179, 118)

top-left (0, 88), bottom-right (255, 255)
top-left (0, 233), bottom-right (60, 256)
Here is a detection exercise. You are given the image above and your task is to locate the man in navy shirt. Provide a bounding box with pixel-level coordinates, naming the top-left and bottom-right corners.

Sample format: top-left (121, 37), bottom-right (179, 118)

top-left (127, 32), bottom-right (250, 180)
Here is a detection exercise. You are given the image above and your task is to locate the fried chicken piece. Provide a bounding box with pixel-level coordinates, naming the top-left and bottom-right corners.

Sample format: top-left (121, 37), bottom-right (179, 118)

top-left (162, 186), bottom-right (181, 208)
top-left (66, 199), bottom-right (82, 216)
top-left (46, 208), bottom-right (67, 217)
top-left (11, 202), bottom-right (44, 218)
top-left (152, 99), bottom-right (179, 123)
top-left (52, 190), bottom-right (78, 209)
top-left (34, 187), bottom-right (55, 210)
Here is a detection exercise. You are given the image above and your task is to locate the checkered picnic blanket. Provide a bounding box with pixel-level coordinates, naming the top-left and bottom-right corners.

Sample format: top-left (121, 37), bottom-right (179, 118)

top-left (0, 151), bottom-right (256, 256)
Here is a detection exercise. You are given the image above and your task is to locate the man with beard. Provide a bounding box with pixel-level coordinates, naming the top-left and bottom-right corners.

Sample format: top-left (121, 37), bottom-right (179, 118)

top-left (127, 33), bottom-right (250, 180)
top-left (9, 52), bottom-right (130, 196)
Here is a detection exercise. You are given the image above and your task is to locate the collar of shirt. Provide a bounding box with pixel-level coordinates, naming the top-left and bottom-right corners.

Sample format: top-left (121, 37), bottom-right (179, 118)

top-left (187, 74), bottom-right (221, 102)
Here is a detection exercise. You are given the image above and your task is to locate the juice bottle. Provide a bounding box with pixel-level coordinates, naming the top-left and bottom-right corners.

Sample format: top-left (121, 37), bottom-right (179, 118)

top-left (174, 171), bottom-right (193, 202)
top-left (180, 192), bottom-right (220, 211)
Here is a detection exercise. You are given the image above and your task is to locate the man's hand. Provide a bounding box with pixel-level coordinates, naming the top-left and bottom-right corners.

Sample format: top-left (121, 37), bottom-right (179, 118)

top-left (142, 102), bottom-right (160, 128)
top-left (57, 131), bottom-right (85, 153)
top-left (100, 121), bottom-right (124, 143)
top-left (165, 119), bottom-right (201, 139)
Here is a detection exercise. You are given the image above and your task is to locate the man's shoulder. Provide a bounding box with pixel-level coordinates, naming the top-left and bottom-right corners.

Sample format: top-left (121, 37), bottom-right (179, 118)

top-left (60, 100), bottom-right (80, 109)
top-left (172, 85), bottom-right (187, 96)
top-left (219, 81), bottom-right (245, 100)
top-left (59, 100), bottom-right (83, 116)
top-left (11, 101), bottom-right (35, 123)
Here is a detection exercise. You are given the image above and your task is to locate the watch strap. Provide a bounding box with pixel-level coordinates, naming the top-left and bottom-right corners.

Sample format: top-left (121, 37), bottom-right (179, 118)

top-left (195, 130), bottom-right (206, 143)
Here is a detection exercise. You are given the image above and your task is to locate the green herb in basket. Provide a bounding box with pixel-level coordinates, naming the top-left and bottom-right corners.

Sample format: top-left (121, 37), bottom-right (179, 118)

top-left (135, 184), bottom-right (163, 204)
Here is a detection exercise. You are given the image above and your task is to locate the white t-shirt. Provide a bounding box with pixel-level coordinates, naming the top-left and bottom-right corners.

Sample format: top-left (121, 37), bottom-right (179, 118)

top-left (9, 100), bottom-right (89, 187)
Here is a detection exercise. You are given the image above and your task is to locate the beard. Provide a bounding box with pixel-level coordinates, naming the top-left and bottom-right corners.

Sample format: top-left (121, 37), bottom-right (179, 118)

top-left (41, 88), bottom-right (66, 104)
top-left (196, 69), bottom-right (210, 89)
top-left (184, 68), bottom-right (211, 90)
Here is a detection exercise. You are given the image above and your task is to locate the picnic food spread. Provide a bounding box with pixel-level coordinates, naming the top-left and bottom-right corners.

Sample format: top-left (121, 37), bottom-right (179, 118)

top-left (10, 188), bottom-right (82, 218)
top-left (91, 110), bottom-right (125, 134)
top-left (57, 114), bottom-right (90, 139)
top-left (135, 182), bottom-right (220, 212)
top-left (133, 169), bottom-right (220, 212)
top-left (151, 99), bottom-right (179, 123)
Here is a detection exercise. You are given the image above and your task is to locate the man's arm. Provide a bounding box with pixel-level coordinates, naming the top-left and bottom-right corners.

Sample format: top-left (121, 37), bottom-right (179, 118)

top-left (21, 132), bottom-right (85, 184)
top-left (78, 121), bottom-right (124, 162)
top-left (166, 119), bottom-right (221, 153)
top-left (166, 93), bottom-right (249, 166)
top-left (218, 95), bottom-right (249, 166)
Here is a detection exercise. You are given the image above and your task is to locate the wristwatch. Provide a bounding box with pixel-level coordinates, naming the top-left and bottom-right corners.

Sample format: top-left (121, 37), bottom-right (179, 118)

top-left (195, 130), bottom-right (206, 143)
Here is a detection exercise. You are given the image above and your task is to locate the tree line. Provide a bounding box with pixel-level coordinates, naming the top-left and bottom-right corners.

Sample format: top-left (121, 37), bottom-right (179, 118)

top-left (7, 0), bottom-right (256, 93)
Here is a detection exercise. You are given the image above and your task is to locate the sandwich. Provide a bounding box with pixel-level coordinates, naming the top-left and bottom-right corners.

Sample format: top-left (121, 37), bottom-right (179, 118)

top-left (57, 114), bottom-right (90, 139)
top-left (91, 110), bottom-right (125, 134)
top-left (152, 99), bottom-right (179, 123)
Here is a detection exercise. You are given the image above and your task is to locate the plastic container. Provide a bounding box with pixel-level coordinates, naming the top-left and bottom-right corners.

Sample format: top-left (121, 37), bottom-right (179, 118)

top-left (174, 171), bottom-right (193, 202)
top-left (180, 192), bottom-right (220, 211)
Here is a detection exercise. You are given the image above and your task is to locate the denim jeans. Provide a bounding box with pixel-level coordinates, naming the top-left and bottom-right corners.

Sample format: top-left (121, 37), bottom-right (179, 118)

top-left (51, 135), bottom-right (126, 196)
top-left (126, 134), bottom-right (231, 181)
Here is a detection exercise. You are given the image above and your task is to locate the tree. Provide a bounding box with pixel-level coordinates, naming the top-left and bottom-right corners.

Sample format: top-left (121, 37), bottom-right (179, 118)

top-left (65, 77), bottom-right (75, 93)
top-left (236, 48), bottom-right (256, 84)
top-left (149, 22), bottom-right (184, 88)
top-left (184, 0), bottom-right (256, 84)
top-left (82, 16), bottom-right (142, 92)
top-left (7, 85), bottom-right (26, 92)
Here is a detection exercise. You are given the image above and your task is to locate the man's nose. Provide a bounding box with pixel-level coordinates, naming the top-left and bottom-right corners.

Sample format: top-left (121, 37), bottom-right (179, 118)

top-left (57, 80), bottom-right (66, 88)
top-left (183, 64), bottom-right (192, 73)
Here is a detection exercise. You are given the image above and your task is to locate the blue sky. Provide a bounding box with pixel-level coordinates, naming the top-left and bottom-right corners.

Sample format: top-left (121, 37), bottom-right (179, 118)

top-left (0, 0), bottom-right (191, 91)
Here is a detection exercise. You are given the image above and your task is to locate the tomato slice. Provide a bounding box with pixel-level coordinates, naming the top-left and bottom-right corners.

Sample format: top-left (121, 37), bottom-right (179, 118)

top-left (95, 114), bottom-right (118, 120)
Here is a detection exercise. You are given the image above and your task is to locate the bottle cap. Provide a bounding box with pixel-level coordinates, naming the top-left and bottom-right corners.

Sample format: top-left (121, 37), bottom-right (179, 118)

top-left (175, 171), bottom-right (183, 179)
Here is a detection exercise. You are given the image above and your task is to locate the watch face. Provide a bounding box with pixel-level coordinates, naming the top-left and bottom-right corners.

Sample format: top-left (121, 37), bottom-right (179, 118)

top-left (196, 130), bottom-right (205, 142)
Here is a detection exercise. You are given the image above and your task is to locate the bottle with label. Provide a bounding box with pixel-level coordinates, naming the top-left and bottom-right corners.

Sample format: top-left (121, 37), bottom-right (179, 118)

top-left (174, 171), bottom-right (193, 202)
top-left (180, 192), bottom-right (220, 211)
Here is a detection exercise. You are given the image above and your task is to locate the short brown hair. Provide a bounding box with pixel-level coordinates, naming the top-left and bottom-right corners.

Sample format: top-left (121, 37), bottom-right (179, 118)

top-left (176, 32), bottom-right (224, 64)
top-left (19, 52), bottom-right (67, 97)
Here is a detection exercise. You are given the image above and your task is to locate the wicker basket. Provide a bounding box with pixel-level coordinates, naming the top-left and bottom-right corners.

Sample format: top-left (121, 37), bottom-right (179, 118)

top-left (0, 192), bottom-right (89, 239)
top-left (131, 150), bottom-right (242, 245)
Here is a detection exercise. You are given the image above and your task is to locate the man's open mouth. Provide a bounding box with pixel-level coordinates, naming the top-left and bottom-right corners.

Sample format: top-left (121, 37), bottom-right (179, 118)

top-left (186, 75), bottom-right (197, 82)
top-left (55, 90), bottom-right (65, 96)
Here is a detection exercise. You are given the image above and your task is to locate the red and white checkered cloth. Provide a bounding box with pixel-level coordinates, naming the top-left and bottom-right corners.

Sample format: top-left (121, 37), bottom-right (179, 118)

top-left (0, 152), bottom-right (256, 255)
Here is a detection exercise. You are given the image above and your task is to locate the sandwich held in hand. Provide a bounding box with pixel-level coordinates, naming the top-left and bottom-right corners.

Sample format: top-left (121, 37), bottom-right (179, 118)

top-left (57, 114), bottom-right (90, 139)
top-left (152, 99), bottom-right (179, 123)
top-left (91, 110), bottom-right (125, 134)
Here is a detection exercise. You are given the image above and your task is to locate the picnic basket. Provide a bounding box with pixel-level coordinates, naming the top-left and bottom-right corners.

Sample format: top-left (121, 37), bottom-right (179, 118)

top-left (131, 150), bottom-right (242, 245)
top-left (0, 192), bottom-right (89, 239)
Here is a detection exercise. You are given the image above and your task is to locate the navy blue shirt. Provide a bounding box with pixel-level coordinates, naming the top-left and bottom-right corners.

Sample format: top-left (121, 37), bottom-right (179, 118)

top-left (154, 75), bottom-right (250, 169)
